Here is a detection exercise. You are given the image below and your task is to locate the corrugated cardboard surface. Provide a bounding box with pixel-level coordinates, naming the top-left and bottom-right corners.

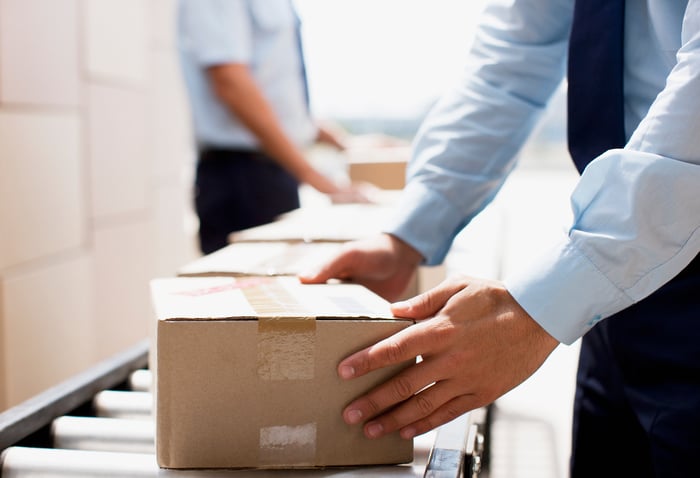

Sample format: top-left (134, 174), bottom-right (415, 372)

top-left (177, 242), bottom-right (343, 278)
top-left (151, 276), bottom-right (415, 469)
top-left (227, 196), bottom-right (401, 244)
top-left (221, 199), bottom-right (447, 301)
top-left (176, 240), bottom-right (447, 303)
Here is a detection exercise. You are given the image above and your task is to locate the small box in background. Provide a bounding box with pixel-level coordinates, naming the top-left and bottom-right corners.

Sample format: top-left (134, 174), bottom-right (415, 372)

top-left (151, 276), bottom-right (415, 470)
top-left (343, 134), bottom-right (410, 191)
top-left (346, 145), bottom-right (410, 191)
top-left (228, 200), bottom-right (399, 244)
top-left (225, 200), bottom-right (447, 300)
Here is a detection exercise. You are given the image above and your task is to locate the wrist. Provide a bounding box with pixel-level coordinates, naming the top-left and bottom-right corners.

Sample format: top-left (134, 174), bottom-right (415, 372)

top-left (301, 169), bottom-right (339, 195)
top-left (385, 233), bottom-right (423, 267)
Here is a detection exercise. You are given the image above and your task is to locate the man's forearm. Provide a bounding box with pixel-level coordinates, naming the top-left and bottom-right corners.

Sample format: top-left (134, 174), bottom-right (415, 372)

top-left (207, 63), bottom-right (338, 193)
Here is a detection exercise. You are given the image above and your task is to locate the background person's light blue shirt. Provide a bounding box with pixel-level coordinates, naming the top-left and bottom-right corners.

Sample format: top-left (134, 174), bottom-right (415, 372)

top-left (387, 0), bottom-right (700, 344)
top-left (177, 0), bottom-right (317, 150)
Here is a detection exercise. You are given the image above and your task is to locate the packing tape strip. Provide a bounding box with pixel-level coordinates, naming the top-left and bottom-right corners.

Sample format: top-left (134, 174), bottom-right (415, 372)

top-left (242, 277), bottom-right (309, 315)
top-left (257, 317), bottom-right (316, 381)
top-left (243, 280), bottom-right (316, 381)
top-left (258, 422), bottom-right (317, 466)
top-left (245, 281), bottom-right (318, 464)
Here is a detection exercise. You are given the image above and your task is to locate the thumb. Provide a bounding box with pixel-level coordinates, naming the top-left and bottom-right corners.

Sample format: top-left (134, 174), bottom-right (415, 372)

top-left (298, 252), bottom-right (351, 284)
top-left (390, 276), bottom-right (468, 320)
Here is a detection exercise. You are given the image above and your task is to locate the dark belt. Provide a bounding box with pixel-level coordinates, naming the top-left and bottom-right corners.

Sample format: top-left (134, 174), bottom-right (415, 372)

top-left (198, 147), bottom-right (275, 164)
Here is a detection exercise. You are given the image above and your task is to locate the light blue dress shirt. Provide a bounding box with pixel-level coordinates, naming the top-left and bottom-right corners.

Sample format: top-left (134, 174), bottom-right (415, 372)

top-left (387, 0), bottom-right (700, 344)
top-left (177, 0), bottom-right (317, 149)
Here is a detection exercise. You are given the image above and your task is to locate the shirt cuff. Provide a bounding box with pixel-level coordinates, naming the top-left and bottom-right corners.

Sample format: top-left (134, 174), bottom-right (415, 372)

top-left (384, 181), bottom-right (468, 266)
top-left (504, 235), bottom-right (634, 345)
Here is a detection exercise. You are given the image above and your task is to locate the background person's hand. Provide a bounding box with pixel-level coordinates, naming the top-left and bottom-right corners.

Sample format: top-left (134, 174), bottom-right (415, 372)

top-left (327, 181), bottom-right (381, 204)
top-left (299, 233), bottom-right (423, 302)
top-left (315, 122), bottom-right (349, 151)
top-left (336, 274), bottom-right (560, 440)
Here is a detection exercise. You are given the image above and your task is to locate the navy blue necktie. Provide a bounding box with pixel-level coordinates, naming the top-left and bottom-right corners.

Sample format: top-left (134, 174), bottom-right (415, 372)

top-left (567, 0), bottom-right (626, 173)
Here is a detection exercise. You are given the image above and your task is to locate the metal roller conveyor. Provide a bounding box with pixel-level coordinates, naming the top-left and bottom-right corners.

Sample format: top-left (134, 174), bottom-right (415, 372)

top-left (0, 447), bottom-right (157, 478)
top-left (51, 416), bottom-right (154, 454)
top-left (0, 340), bottom-right (487, 478)
top-left (0, 427), bottom-right (439, 477)
top-left (92, 391), bottom-right (152, 420)
top-left (0, 418), bottom-right (481, 477)
top-left (128, 370), bottom-right (152, 392)
top-left (425, 408), bottom-right (487, 478)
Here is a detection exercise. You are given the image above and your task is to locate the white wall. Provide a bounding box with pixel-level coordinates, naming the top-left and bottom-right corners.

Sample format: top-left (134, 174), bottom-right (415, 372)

top-left (0, 0), bottom-right (199, 410)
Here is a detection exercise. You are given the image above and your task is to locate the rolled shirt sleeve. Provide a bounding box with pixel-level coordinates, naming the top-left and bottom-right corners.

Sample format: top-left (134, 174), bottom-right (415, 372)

top-left (386, 0), bottom-right (573, 264)
top-left (387, 0), bottom-right (700, 345)
top-left (508, 2), bottom-right (700, 344)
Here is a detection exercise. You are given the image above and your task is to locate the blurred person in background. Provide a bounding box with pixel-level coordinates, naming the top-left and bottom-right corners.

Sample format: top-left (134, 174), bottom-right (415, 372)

top-left (300, 0), bottom-right (700, 476)
top-left (177, 0), bottom-right (372, 255)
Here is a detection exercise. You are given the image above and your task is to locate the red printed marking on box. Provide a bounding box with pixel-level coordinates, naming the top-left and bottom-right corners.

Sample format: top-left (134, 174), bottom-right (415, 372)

top-left (173, 277), bottom-right (276, 297)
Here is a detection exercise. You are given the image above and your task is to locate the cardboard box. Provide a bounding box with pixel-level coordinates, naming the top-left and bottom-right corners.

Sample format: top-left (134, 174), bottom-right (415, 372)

top-left (178, 240), bottom-right (446, 303)
top-left (225, 201), bottom-right (447, 301)
top-left (346, 146), bottom-right (410, 190)
top-left (177, 241), bottom-right (344, 278)
top-left (177, 241), bottom-right (447, 300)
top-left (225, 197), bottom-right (448, 300)
top-left (151, 276), bottom-right (415, 469)
top-left (228, 201), bottom-right (399, 244)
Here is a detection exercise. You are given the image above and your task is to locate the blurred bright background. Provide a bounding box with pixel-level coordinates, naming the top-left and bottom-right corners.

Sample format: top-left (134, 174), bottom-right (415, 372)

top-left (297, 0), bottom-right (487, 120)
top-left (296, 0), bottom-right (569, 164)
top-left (0, 1), bottom-right (578, 476)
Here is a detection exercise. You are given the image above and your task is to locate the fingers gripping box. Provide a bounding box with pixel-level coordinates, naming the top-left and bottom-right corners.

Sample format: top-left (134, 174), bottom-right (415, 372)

top-left (150, 276), bottom-right (415, 469)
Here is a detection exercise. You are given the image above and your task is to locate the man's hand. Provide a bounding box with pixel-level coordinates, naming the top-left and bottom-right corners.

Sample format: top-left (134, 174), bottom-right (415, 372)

top-left (315, 123), bottom-right (348, 151)
top-left (337, 275), bottom-right (559, 440)
top-left (298, 233), bottom-right (423, 302)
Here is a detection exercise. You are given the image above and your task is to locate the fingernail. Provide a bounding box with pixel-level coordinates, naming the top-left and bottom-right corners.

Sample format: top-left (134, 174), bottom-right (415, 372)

top-left (345, 408), bottom-right (363, 424)
top-left (401, 427), bottom-right (416, 439)
top-left (366, 422), bottom-right (384, 438)
top-left (298, 270), bottom-right (313, 280)
top-left (391, 300), bottom-right (413, 314)
top-left (392, 300), bottom-right (410, 308)
top-left (339, 365), bottom-right (355, 379)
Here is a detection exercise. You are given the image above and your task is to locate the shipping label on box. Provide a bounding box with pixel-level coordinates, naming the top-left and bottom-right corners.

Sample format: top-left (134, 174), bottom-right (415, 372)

top-left (151, 276), bottom-right (415, 469)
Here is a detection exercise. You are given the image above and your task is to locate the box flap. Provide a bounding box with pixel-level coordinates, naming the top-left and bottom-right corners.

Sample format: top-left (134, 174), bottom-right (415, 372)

top-left (177, 242), bottom-right (343, 277)
top-left (150, 276), bottom-right (409, 323)
top-left (228, 202), bottom-right (398, 243)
